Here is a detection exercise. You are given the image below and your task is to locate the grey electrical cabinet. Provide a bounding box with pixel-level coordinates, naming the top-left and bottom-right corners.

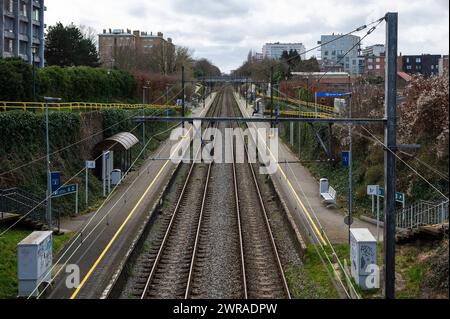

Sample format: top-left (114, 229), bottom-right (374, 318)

top-left (350, 228), bottom-right (378, 290)
top-left (17, 231), bottom-right (53, 297)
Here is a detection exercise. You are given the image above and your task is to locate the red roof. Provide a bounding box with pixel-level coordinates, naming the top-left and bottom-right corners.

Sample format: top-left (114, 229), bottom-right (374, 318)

top-left (397, 71), bottom-right (412, 82)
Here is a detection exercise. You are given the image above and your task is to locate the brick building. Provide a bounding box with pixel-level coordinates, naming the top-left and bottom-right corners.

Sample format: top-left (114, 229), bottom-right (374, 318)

top-left (98, 28), bottom-right (173, 66)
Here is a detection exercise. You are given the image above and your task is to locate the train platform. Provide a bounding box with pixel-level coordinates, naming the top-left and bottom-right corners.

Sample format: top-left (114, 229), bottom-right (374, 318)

top-left (234, 93), bottom-right (382, 245)
top-left (47, 94), bottom-right (217, 299)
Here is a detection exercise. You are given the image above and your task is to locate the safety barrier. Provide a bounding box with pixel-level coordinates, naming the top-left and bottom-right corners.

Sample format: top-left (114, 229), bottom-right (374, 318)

top-left (263, 110), bottom-right (333, 119)
top-left (0, 101), bottom-right (180, 113)
top-left (257, 94), bottom-right (336, 114)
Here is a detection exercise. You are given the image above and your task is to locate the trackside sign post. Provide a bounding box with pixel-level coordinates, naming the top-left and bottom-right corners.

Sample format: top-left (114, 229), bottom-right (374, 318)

top-left (367, 185), bottom-right (406, 242)
top-left (52, 184), bottom-right (79, 233)
top-left (85, 160), bottom-right (96, 206)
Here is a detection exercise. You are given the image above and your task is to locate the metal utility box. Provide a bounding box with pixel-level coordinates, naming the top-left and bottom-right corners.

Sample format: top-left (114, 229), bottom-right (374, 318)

top-left (320, 178), bottom-right (329, 194)
top-left (17, 231), bottom-right (53, 297)
top-left (334, 98), bottom-right (347, 113)
top-left (350, 228), bottom-right (378, 290)
top-left (111, 169), bottom-right (122, 186)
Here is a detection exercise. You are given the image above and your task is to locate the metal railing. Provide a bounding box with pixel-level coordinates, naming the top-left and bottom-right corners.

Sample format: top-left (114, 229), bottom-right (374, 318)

top-left (0, 101), bottom-right (180, 113)
top-left (263, 110), bottom-right (332, 119)
top-left (0, 188), bottom-right (46, 224)
top-left (257, 94), bottom-right (336, 114)
top-left (396, 200), bottom-right (449, 230)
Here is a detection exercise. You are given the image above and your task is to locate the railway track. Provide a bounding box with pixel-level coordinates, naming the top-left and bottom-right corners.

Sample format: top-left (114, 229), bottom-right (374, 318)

top-left (130, 87), bottom-right (291, 299)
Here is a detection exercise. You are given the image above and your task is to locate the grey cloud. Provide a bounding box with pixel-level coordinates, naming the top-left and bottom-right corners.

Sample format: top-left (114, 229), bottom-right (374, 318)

top-left (169, 0), bottom-right (250, 18)
top-left (128, 4), bottom-right (148, 19)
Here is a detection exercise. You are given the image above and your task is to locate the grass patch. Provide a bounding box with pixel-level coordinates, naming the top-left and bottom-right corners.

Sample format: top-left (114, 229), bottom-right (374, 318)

top-left (302, 245), bottom-right (340, 299)
top-left (0, 228), bottom-right (73, 299)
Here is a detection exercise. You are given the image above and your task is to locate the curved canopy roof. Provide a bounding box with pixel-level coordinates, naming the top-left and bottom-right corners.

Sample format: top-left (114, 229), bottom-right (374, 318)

top-left (96, 132), bottom-right (139, 152)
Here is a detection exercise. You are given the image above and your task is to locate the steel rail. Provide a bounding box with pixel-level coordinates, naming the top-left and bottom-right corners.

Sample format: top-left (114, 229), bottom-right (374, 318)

top-left (184, 91), bottom-right (224, 299)
top-left (231, 129), bottom-right (249, 300)
top-left (231, 94), bottom-right (292, 299)
top-left (140, 88), bottom-right (224, 300)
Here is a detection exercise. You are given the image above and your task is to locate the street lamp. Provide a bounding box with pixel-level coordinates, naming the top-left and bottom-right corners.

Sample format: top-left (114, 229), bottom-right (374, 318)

top-left (32, 46), bottom-right (37, 102)
top-left (44, 96), bottom-right (62, 232)
top-left (142, 81), bottom-right (150, 156)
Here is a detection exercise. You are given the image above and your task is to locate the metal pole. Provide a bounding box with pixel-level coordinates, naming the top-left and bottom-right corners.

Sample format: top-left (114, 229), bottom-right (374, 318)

top-left (348, 95), bottom-right (353, 244)
top-left (246, 79), bottom-right (248, 108)
top-left (203, 81), bottom-right (206, 108)
top-left (384, 12), bottom-right (398, 300)
top-left (182, 66), bottom-right (185, 129)
top-left (85, 163), bottom-right (89, 207)
top-left (32, 50), bottom-right (36, 102)
top-left (45, 100), bottom-right (51, 231)
top-left (377, 191), bottom-right (381, 242)
top-left (142, 85), bottom-right (149, 156)
top-left (75, 184), bottom-right (79, 216)
top-left (270, 66), bottom-right (274, 128)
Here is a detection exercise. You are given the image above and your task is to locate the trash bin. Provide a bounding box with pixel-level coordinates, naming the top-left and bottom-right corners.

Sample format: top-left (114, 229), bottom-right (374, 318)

top-left (111, 169), bottom-right (122, 186)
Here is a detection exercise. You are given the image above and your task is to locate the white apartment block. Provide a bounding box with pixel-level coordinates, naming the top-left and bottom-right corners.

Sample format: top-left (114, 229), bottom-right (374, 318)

top-left (262, 42), bottom-right (306, 60)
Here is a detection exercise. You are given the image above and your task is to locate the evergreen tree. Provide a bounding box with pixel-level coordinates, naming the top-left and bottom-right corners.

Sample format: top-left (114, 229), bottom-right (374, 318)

top-left (45, 23), bottom-right (100, 67)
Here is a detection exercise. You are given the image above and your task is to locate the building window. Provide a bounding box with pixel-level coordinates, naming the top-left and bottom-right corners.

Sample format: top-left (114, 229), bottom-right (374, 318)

top-left (368, 65), bottom-right (373, 70)
top-left (20, 1), bottom-right (27, 17)
top-left (4, 18), bottom-right (14, 32)
top-left (368, 58), bottom-right (373, 63)
top-left (406, 58), bottom-right (410, 63)
top-left (376, 58), bottom-right (381, 63)
top-left (431, 65), bottom-right (434, 70)
top-left (416, 58), bottom-right (421, 63)
top-left (19, 41), bottom-right (27, 55)
top-left (33, 8), bottom-right (40, 21)
top-left (324, 51), bottom-right (329, 56)
top-left (406, 65), bottom-right (412, 70)
top-left (4, 0), bottom-right (14, 13)
top-left (4, 38), bottom-right (14, 53)
top-left (19, 22), bottom-right (28, 35)
top-left (416, 65), bottom-right (421, 70)
top-left (332, 51), bottom-right (336, 56)
top-left (376, 65), bottom-right (381, 70)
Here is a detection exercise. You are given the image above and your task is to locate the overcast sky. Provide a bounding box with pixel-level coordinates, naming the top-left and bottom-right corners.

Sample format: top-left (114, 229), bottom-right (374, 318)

top-left (46, 0), bottom-right (449, 73)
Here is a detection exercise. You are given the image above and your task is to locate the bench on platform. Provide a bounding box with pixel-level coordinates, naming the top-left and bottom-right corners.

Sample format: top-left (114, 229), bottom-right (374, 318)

top-left (320, 178), bottom-right (337, 207)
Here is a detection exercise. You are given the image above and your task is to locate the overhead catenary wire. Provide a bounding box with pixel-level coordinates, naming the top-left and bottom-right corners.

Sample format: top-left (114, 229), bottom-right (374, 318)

top-left (361, 126), bottom-right (449, 200)
top-left (0, 103), bottom-right (176, 239)
top-left (30, 90), bottom-right (216, 298)
top-left (283, 16), bottom-right (386, 64)
top-left (0, 88), bottom-right (184, 178)
top-left (31, 119), bottom-right (185, 299)
top-left (0, 119), bottom-right (146, 239)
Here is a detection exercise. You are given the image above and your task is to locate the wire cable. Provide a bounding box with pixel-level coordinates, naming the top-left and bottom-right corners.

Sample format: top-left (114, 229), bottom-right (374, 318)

top-left (0, 88), bottom-right (183, 178)
top-left (361, 126), bottom-right (449, 200)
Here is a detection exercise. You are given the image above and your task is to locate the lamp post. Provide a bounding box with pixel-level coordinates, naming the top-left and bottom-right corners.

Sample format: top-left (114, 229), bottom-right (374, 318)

top-left (32, 46), bottom-right (37, 102)
top-left (44, 96), bottom-right (62, 232)
top-left (142, 82), bottom-right (150, 157)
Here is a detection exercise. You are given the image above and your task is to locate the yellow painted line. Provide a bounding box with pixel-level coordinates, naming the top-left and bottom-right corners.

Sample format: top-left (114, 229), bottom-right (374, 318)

top-left (70, 98), bottom-right (214, 299)
top-left (239, 95), bottom-right (327, 246)
top-left (70, 160), bottom-right (170, 299)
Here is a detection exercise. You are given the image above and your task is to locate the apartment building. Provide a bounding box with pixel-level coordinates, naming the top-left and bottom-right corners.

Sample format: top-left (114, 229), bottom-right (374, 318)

top-left (319, 34), bottom-right (361, 75)
top-left (262, 42), bottom-right (306, 61)
top-left (0, 0), bottom-right (45, 67)
top-left (98, 28), bottom-right (173, 66)
top-left (402, 54), bottom-right (441, 77)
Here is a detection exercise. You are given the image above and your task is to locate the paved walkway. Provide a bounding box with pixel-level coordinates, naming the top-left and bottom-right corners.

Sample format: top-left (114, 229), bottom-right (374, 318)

top-left (234, 93), bottom-right (382, 245)
top-left (47, 94), bottom-right (216, 299)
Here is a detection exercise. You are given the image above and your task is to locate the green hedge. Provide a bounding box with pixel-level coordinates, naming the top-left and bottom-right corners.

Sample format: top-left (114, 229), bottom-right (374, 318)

top-left (0, 58), bottom-right (137, 102)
